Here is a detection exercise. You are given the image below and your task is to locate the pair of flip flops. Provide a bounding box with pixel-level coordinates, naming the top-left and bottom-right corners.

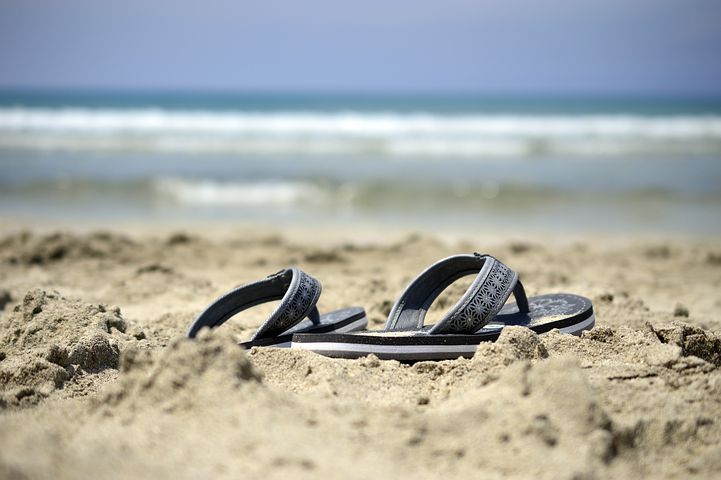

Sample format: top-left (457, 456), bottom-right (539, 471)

top-left (186, 253), bottom-right (595, 361)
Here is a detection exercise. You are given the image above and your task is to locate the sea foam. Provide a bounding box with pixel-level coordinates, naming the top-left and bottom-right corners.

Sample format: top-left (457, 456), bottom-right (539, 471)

top-left (153, 178), bottom-right (326, 206)
top-left (1, 107), bottom-right (721, 157)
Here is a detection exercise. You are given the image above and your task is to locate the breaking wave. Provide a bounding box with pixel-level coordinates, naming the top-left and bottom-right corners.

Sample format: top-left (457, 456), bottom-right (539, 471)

top-left (153, 178), bottom-right (327, 206)
top-left (1, 107), bottom-right (721, 157)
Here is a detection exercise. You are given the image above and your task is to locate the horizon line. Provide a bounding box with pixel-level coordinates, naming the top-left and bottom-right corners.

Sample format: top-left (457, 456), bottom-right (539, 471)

top-left (1, 86), bottom-right (721, 102)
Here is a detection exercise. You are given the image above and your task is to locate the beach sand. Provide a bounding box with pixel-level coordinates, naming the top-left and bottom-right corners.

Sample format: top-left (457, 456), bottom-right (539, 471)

top-left (0, 225), bottom-right (720, 479)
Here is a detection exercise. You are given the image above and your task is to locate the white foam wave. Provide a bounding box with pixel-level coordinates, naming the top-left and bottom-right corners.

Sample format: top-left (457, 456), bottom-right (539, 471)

top-left (154, 178), bottom-right (325, 207)
top-left (2, 107), bottom-right (721, 156)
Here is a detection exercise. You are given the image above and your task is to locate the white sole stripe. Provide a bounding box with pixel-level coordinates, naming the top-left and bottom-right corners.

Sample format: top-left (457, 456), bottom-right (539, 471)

top-left (291, 315), bottom-right (596, 358)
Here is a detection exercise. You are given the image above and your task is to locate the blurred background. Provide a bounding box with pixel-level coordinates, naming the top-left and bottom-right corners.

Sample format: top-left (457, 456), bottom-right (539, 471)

top-left (1, 0), bottom-right (720, 234)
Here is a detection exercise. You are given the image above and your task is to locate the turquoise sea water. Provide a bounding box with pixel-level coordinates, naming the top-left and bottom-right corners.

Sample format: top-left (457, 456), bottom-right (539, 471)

top-left (1, 91), bottom-right (720, 234)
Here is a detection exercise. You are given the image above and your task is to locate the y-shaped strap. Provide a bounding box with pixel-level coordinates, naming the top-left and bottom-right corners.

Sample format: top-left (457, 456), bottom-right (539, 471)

top-left (186, 268), bottom-right (322, 340)
top-left (385, 253), bottom-right (529, 334)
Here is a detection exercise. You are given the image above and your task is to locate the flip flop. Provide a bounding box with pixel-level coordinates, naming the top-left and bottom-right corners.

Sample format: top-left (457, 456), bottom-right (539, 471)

top-left (291, 253), bottom-right (594, 360)
top-left (186, 267), bottom-right (368, 347)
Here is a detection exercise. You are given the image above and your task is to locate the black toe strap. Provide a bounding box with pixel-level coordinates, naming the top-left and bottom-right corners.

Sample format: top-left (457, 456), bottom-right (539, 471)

top-left (385, 253), bottom-right (527, 334)
top-left (186, 268), bottom-right (322, 340)
top-left (513, 279), bottom-right (529, 314)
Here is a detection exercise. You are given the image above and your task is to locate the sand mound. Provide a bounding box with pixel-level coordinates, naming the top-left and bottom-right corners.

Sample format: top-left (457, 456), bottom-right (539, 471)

top-left (424, 357), bottom-right (615, 477)
top-left (98, 330), bottom-right (261, 413)
top-left (96, 336), bottom-right (619, 479)
top-left (650, 322), bottom-right (721, 366)
top-left (0, 289), bottom-right (138, 407)
top-left (474, 325), bottom-right (549, 364)
top-left (0, 231), bottom-right (136, 265)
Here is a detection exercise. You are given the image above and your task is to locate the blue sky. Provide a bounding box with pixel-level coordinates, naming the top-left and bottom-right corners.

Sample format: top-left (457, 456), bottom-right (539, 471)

top-left (1, 0), bottom-right (720, 95)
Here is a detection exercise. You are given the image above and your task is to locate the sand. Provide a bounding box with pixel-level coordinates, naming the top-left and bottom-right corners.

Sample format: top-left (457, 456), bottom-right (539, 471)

top-left (0, 226), bottom-right (720, 479)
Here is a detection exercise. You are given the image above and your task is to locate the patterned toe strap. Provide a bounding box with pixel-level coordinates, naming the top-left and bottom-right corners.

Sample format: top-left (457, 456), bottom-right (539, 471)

top-left (385, 253), bottom-right (529, 334)
top-left (186, 268), bottom-right (322, 340)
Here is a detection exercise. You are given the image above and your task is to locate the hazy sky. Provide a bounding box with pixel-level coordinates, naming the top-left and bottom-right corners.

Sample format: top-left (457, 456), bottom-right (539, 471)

top-left (1, 0), bottom-right (720, 95)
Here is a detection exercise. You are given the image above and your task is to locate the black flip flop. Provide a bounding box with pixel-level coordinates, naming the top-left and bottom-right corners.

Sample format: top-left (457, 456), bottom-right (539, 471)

top-left (186, 268), bottom-right (368, 347)
top-left (291, 253), bottom-right (594, 360)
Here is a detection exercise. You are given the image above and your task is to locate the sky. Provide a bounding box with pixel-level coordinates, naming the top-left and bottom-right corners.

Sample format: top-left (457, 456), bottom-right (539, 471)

top-left (0, 0), bottom-right (720, 96)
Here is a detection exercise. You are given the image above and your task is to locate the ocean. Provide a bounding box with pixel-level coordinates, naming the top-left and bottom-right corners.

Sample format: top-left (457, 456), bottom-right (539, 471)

top-left (1, 91), bottom-right (720, 234)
